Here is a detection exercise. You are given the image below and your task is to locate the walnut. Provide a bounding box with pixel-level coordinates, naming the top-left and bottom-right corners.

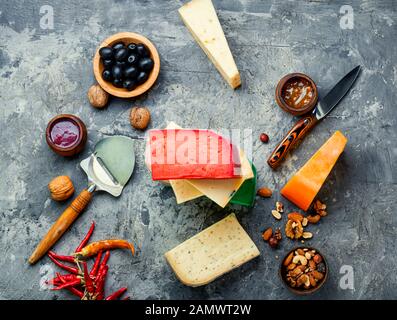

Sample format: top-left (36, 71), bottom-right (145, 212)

top-left (87, 84), bottom-right (109, 108)
top-left (314, 199), bottom-right (327, 216)
top-left (48, 176), bottom-right (74, 201)
top-left (130, 106), bottom-right (151, 130)
top-left (285, 219), bottom-right (304, 239)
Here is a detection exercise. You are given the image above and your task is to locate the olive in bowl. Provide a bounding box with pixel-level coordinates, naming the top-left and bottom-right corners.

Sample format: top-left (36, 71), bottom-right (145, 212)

top-left (93, 32), bottom-right (160, 98)
top-left (279, 247), bottom-right (328, 295)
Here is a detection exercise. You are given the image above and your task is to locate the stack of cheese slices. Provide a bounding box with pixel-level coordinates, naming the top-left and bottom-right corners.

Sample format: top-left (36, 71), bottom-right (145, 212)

top-left (146, 122), bottom-right (255, 208)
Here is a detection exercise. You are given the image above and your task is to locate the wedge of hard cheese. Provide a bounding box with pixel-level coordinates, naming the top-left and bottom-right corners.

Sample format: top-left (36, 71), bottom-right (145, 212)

top-left (149, 129), bottom-right (241, 180)
top-left (165, 213), bottom-right (259, 287)
top-left (165, 122), bottom-right (253, 206)
top-left (178, 0), bottom-right (241, 89)
top-left (281, 131), bottom-right (347, 211)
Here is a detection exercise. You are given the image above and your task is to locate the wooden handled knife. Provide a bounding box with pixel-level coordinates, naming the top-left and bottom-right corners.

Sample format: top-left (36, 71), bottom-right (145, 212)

top-left (267, 65), bottom-right (361, 169)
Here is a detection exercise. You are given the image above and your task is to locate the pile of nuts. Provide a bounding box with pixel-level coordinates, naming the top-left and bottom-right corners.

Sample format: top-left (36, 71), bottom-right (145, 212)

top-left (284, 199), bottom-right (328, 240)
top-left (282, 248), bottom-right (326, 290)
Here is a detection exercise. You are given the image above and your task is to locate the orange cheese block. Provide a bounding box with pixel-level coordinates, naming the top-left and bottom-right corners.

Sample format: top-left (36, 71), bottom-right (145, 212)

top-left (281, 131), bottom-right (347, 211)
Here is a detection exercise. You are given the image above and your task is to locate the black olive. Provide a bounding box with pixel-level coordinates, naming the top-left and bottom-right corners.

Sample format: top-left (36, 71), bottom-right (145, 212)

top-left (124, 66), bottom-right (138, 79)
top-left (113, 78), bottom-right (124, 88)
top-left (136, 71), bottom-right (148, 84)
top-left (123, 79), bottom-right (137, 91)
top-left (112, 42), bottom-right (125, 51)
top-left (102, 69), bottom-right (113, 82)
top-left (102, 59), bottom-right (114, 68)
top-left (127, 43), bottom-right (137, 54)
top-left (116, 60), bottom-right (126, 68)
top-left (136, 43), bottom-right (149, 57)
top-left (112, 65), bottom-right (123, 79)
top-left (127, 54), bottom-right (138, 65)
top-left (115, 48), bottom-right (128, 61)
top-left (99, 47), bottom-right (113, 60)
top-left (138, 57), bottom-right (154, 72)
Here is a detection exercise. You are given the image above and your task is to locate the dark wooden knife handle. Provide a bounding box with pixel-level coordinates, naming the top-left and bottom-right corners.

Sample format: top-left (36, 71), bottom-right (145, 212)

top-left (267, 114), bottom-right (318, 169)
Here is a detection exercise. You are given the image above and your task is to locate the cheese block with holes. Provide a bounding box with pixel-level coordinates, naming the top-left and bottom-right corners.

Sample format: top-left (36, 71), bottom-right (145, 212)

top-left (281, 131), bottom-right (347, 211)
top-left (178, 0), bottom-right (241, 89)
top-left (165, 213), bottom-right (260, 287)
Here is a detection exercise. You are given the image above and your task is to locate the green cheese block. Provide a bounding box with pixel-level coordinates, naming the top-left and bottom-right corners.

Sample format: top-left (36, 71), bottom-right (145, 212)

top-left (230, 163), bottom-right (257, 207)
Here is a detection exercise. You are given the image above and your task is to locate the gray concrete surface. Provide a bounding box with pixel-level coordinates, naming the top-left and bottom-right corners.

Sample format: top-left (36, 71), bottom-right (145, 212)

top-left (0, 0), bottom-right (396, 300)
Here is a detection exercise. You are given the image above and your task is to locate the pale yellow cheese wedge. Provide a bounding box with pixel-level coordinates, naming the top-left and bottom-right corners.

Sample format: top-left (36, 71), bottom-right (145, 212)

top-left (165, 213), bottom-right (260, 287)
top-left (179, 0), bottom-right (241, 89)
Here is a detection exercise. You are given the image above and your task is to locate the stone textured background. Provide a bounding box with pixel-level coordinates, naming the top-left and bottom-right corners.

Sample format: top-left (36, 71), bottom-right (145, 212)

top-left (0, 0), bottom-right (396, 300)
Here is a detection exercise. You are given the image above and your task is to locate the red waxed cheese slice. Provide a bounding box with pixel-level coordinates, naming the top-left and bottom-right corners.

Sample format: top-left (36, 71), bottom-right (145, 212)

top-left (149, 129), bottom-right (241, 180)
top-left (281, 131), bottom-right (347, 211)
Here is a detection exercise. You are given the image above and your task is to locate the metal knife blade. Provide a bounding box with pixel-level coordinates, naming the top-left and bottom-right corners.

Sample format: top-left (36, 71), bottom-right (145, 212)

top-left (314, 65), bottom-right (361, 120)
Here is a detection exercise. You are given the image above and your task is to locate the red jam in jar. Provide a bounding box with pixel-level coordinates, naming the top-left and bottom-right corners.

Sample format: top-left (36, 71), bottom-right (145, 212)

top-left (50, 119), bottom-right (80, 148)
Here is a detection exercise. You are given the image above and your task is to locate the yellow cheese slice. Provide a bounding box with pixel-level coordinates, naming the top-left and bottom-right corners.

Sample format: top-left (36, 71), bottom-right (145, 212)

top-left (178, 0), bottom-right (241, 89)
top-left (165, 213), bottom-right (260, 287)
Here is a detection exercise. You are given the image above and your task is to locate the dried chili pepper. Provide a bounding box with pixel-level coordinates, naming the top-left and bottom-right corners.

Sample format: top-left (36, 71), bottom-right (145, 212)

top-left (75, 221), bottom-right (95, 253)
top-left (57, 273), bottom-right (84, 299)
top-left (52, 278), bottom-right (81, 290)
top-left (49, 273), bottom-right (78, 285)
top-left (105, 287), bottom-right (127, 300)
top-left (76, 240), bottom-right (135, 259)
top-left (82, 261), bottom-right (95, 295)
top-left (48, 251), bottom-right (75, 264)
top-left (90, 251), bottom-right (102, 277)
top-left (48, 252), bottom-right (79, 274)
top-left (95, 265), bottom-right (108, 300)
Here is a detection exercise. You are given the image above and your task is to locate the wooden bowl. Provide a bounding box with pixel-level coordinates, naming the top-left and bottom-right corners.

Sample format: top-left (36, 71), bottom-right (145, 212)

top-left (93, 32), bottom-right (160, 98)
top-left (279, 246), bottom-right (328, 295)
top-left (46, 114), bottom-right (87, 157)
top-left (275, 73), bottom-right (318, 116)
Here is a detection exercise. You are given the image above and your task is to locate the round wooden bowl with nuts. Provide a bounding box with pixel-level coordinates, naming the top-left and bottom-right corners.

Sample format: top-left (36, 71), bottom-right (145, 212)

top-left (279, 246), bottom-right (328, 295)
top-left (93, 32), bottom-right (160, 98)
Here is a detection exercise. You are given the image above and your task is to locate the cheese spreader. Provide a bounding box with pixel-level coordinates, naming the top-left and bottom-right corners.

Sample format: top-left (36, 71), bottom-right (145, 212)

top-left (29, 136), bottom-right (135, 264)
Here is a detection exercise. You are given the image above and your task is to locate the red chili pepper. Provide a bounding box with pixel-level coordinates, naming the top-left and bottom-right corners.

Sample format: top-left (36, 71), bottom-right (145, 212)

top-left (52, 278), bottom-right (81, 290)
top-left (95, 265), bottom-right (108, 300)
top-left (122, 297), bottom-right (130, 300)
top-left (105, 287), bottom-right (127, 300)
top-left (90, 251), bottom-right (102, 277)
top-left (82, 261), bottom-right (95, 294)
top-left (75, 221), bottom-right (95, 253)
top-left (50, 274), bottom-right (78, 285)
top-left (48, 251), bottom-right (75, 264)
top-left (97, 250), bottom-right (110, 276)
top-left (57, 273), bottom-right (84, 299)
top-left (48, 253), bottom-right (79, 274)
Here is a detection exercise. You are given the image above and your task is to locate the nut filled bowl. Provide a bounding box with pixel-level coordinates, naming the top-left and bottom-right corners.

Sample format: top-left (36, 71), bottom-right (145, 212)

top-left (93, 32), bottom-right (160, 98)
top-left (279, 246), bottom-right (328, 295)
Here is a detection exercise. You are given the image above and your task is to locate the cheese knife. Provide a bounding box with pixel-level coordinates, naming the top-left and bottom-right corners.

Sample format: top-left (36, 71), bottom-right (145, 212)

top-left (267, 65), bottom-right (361, 169)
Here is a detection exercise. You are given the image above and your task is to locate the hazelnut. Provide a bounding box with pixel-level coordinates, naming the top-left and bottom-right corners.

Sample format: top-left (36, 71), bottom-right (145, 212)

top-left (268, 237), bottom-right (279, 248)
top-left (130, 106), bottom-right (151, 130)
top-left (87, 84), bottom-right (109, 108)
top-left (48, 176), bottom-right (74, 201)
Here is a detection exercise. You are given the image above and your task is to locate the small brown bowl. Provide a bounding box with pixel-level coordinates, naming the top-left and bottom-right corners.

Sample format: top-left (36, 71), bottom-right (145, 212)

top-left (46, 114), bottom-right (87, 157)
top-left (279, 246), bottom-right (328, 295)
top-left (93, 32), bottom-right (160, 98)
top-left (275, 73), bottom-right (318, 116)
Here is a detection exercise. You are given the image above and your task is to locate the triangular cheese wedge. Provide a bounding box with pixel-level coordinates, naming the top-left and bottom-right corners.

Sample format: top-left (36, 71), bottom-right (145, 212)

top-left (179, 0), bottom-right (241, 89)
